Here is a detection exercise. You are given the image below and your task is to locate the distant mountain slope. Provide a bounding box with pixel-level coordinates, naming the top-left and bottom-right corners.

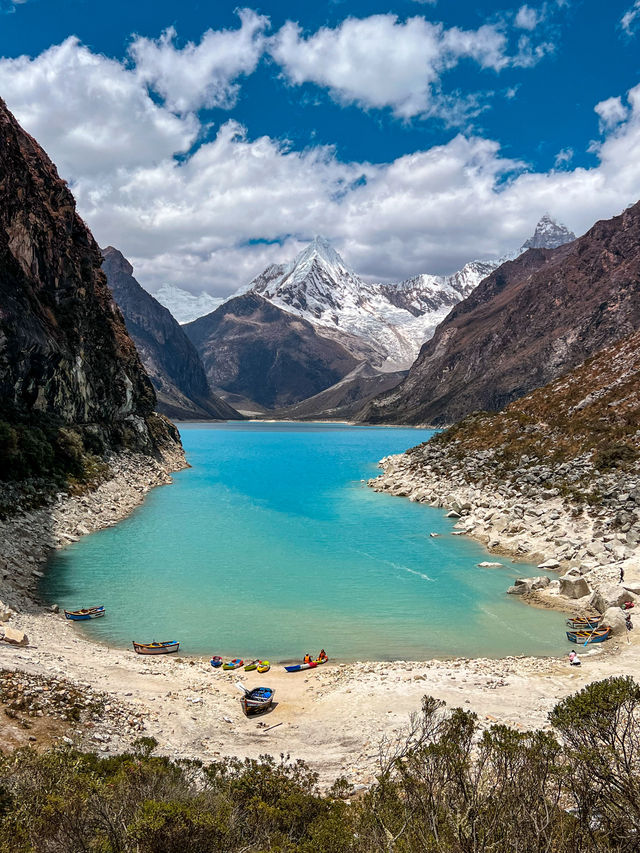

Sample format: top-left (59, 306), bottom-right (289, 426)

top-left (183, 292), bottom-right (359, 409)
top-left (0, 96), bottom-right (181, 483)
top-left (359, 201), bottom-right (640, 425)
top-left (153, 284), bottom-right (223, 324)
top-left (270, 363), bottom-right (406, 421)
top-left (102, 247), bottom-right (240, 421)
top-left (520, 213), bottom-right (576, 250)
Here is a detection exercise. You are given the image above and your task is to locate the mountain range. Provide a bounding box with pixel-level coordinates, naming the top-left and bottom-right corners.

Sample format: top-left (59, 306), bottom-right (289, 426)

top-left (359, 201), bottom-right (640, 425)
top-left (101, 247), bottom-right (240, 421)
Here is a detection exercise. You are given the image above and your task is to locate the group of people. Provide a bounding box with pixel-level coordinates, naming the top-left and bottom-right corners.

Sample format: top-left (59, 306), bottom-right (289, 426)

top-left (303, 649), bottom-right (328, 663)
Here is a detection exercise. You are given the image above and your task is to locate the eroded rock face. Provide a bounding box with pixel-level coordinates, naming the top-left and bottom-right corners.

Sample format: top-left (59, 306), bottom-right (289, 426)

top-left (0, 98), bottom-right (179, 458)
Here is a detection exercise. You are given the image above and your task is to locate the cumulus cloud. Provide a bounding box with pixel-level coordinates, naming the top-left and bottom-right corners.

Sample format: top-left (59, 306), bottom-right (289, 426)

top-left (514, 5), bottom-right (542, 30)
top-left (595, 95), bottom-right (629, 131)
top-left (621, 1), bottom-right (640, 35)
top-left (554, 147), bottom-right (574, 167)
top-left (0, 38), bottom-right (198, 175)
top-left (268, 14), bottom-right (551, 120)
top-left (1, 34), bottom-right (640, 296)
top-left (129, 8), bottom-right (269, 113)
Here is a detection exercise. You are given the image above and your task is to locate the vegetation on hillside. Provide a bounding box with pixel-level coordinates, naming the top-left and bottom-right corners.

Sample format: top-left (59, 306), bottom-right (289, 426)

top-left (429, 329), bottom-right (640, 475)
top-left (1, 677), bottom-right (638, 852)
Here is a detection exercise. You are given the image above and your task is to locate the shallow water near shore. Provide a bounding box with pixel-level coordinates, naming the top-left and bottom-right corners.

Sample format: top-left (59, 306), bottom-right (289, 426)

top-left (42, 422), bottom-right (566, 660)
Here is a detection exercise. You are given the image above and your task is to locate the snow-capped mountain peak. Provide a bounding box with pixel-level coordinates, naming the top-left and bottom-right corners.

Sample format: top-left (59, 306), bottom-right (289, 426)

top-left (521, 214), bottom-right (576, 251)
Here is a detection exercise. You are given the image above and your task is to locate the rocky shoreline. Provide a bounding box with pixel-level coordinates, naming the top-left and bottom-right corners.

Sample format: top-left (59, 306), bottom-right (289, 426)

top-left (369, 440), bottom-right (640, 637)
top-left (0, 444), bottom-right (187, 617)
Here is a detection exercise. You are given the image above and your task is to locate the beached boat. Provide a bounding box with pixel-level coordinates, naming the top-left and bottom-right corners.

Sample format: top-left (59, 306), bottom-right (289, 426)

top-left (222, 658), bottom-right (243, 670)
top-left (257, 661), bottom-right (270, 673)
top-left (566, 627), bottom-right (611, 644)
top-left (284, 658), bottom-right (328, 673)
top-left (237, 683), bottom-right (275, 716)
top-left (210, 656), bottom-right (223, 668)
top-left (566, 616), bottom-right (600, 630)
top-left (64, 606), bottom-right (105, 621)
top-left (244, 659), bottom-right (260, 672)
top-left (132, 640), bottom-right (179, 655)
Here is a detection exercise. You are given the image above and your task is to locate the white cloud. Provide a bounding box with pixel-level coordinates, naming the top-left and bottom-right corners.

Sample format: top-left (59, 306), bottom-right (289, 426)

top-left (268, 14), bottom-right (550, 120)
top-left (621, 1), bottom-right (640, 35)
top-left (554, 147), bottom-right (574, 167)
top-left (129, 8), bottom-right (269, 113)
top-left (595, 95), bottom-right (629, 131)
top-left (1, 0), bottom-right (27, 13)
top-left (0, 38), bottom-right (198, 175)
top-left (1, 35), bottom-right (640, 298)
top-left (515, 5), bottom-right (541, 30)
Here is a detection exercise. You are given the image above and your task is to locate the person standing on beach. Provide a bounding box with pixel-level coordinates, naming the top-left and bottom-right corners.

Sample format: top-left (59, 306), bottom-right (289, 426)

top-left (620, 567), bottom-right (625, 583)
top-left (626, 613), bottom-right (633, 643)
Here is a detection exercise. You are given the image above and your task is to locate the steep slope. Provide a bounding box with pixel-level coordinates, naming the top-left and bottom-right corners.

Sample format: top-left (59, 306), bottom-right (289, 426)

top-left (184, 292), bottom-right (359, 409)
top-left (270, 363), bottom-right (406, 420)
top-left (153, 284), bottom-right (223, 324)
top-left (102, 247), bottom-right (239, 421)
top-left (359, 202), bottom-right (640, 425)
top-left (0, 96), bottom-right (181, 490)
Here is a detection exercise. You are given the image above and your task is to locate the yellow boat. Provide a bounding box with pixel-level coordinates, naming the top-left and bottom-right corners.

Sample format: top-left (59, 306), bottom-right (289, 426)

top-left (257, 660), bottom-right (270, 673)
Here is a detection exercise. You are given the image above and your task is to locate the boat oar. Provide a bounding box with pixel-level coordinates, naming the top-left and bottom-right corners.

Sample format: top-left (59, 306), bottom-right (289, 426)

top-left (583, 625), bottom-right (599, 647)
top-left (235, 681), bottom-right (250, 695)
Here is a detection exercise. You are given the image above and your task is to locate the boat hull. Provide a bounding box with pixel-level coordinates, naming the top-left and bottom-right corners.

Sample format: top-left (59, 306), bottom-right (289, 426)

top-left (566, 628), bottom-right (611, 644)
top-left (133, 641), bottom-right (180, 655)
top-left (222, 659), bottom-right (243, 670)
top-left (241, 686), bottom-right (275, 716)
top-left (64, 607), bottom-right (105, 621)
top-left (210, 656), bottom-right (223, 668)
top-left (257, 661), bottom-right (270, 673)
top-left (566, 617), bottom-right (600, 630)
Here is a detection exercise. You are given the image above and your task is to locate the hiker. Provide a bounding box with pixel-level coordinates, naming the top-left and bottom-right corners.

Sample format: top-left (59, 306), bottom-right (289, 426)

top-left (620, 567), bottom-right (625, 583)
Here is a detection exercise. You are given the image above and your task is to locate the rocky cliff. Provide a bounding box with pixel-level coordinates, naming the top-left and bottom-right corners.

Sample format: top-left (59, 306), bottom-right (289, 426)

top-left (101, 247), bottom-right (240, 422)
top-left (360, 202), bottom-right (640, 425)
top-left (184, 292), bottom-right (359, 410)
top-left (0, 97), bottom-right (183, 495)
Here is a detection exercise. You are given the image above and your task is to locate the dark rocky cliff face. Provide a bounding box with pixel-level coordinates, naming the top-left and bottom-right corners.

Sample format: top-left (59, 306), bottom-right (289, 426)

top-left (101, 247), bottom-right (240, 422)
top-left (184, 292), bottom-right (359, 409)
top-left (360, 201), bottom-right (640, 425)
top-left (0, 97), bottom-right (181, 485)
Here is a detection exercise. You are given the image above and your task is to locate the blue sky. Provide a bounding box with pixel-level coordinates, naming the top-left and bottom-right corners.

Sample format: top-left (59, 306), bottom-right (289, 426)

top-left (1, 0), bottom-right (640, 294)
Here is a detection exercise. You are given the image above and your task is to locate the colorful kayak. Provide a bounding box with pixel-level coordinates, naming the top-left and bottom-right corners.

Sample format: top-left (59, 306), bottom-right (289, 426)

top-left (566, 627), bottom-right (611, 644)
top-left (210, 656), bottom-right (223, 668)
top-left (257, 661), bottom-right (270, 673)
top-left (244, 659), bottom-right (260, 672)
top-left (64, 606), bottom-right (105, 621)
top-left (222, 659), bottom-right (243, 670)
top-left (133, 640), bottom-right (179, 655)
top-left (285, 658), bottom-right (328, 673)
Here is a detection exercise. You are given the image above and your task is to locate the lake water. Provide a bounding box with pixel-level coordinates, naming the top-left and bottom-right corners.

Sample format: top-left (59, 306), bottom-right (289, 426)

top-left (42, 422), bottom-right (566, 660)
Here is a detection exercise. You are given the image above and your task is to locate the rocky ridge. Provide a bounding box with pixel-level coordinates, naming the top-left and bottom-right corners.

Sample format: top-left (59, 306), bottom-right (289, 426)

top-left (360, 201), bottom-right (640, 425)
top-left (102, 247), bottom-right (239, 422)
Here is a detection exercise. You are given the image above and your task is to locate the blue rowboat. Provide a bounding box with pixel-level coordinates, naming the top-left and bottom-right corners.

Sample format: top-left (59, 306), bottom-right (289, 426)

top-left (566, 627), bottom-right (611, 644)
top-left (566, 616), bottom-right (600, 630)
top-left (64, 606), bottom-right (105, 621)
top-left (133, 640), bottom-right (179, 655)
top-left (210, 656), bottom-right (223, 668)
top-left (237, 684), bottom-right (275, 715)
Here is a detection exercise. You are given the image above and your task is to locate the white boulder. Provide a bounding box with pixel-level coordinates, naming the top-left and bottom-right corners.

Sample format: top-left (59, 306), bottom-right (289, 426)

top-left (559, 574), bottom-right (591, 599)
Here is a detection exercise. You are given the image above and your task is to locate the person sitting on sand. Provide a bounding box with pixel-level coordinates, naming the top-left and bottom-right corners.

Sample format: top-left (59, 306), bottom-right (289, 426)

top-left (569, 651), bottom-right (581, 666)
top-left (304, 653), bottom-right (311, 663)
top-left (318, 649), bottom-right (327, 661)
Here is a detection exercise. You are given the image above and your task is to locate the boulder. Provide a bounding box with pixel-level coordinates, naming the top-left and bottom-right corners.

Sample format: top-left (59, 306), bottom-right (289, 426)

top-left (559, 574), bottom-right (591, 599)
top-left (506, 576), bottom-right (550, 595)
top-left (2, 626), bottom-right (29, 646)
top-left (446, 510), bottom-right (461, 519)
top-left (599, 607), bottom-right (630, 636)
top-left (0, 602), bottom-right (13, 623)
top-left (478, 561), bottom-right (503, 568)
top-left (537, 559), bottom-right (560, 570)
top-left (590, 583), bottom-right (637, 613)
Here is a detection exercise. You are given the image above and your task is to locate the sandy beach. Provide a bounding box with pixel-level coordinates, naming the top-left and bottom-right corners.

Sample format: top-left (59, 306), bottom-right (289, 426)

top-left (1, 445), bottom-right (639, 787)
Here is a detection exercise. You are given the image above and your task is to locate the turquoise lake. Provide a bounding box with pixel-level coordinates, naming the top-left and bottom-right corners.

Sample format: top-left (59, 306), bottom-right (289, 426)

top-left (42, 422), bottom-right (566, 661)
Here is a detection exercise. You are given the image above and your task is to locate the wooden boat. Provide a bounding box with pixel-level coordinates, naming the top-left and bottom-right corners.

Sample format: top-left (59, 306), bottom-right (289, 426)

top-left (244, 659), bottom-right (260, 672)
top-left (222, 658), bottom-right (243, 670)
top-left (566, 627), bottom-right (611, 644)
top-left (64, 606), bottom-right (105, 621)
top-left (566, 616), bottom-right (600, 630)
top-left (236, 683), bottom-right (275, 716)
top-left (257, 661), bottom-right (270, 673)
top-left (132, 640), bottom-right (179, 655)
top-left (285, 658), bottom-right (328, 673)
top-left (210, 656), bottom-right (223, 668)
